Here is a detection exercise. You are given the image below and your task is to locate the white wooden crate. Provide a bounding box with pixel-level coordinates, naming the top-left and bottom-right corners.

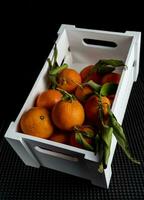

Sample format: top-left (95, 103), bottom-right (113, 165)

top-left (4, 25), bottom-right (141, 189)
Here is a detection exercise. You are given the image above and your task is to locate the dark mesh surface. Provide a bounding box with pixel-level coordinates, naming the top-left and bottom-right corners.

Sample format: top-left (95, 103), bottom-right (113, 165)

top-left (0, 76), bottom-right (144, 200)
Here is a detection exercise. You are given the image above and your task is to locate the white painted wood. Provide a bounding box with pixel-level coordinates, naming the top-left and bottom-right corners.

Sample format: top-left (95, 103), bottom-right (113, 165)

top-left (34, 146), bottom-right (79, 162)
top-left (5, 123), bottom-right (40, 167)
top-left (126, 31), bottom-right (141, 81)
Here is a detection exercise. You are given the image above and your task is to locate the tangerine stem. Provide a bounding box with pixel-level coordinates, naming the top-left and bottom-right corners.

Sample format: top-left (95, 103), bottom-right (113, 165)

top-left (84, 80), bottom-right (101, 93)
top-left (56, 88), bottom-right (75, 101)
top-left (49, 64), bottom-right (68, 75)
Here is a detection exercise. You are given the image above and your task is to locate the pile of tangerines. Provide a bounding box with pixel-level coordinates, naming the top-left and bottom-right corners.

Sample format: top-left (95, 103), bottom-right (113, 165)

top-left (19, 46), bottom-right (140, 171)
top-left (20, 52), bottom-right (121, 152)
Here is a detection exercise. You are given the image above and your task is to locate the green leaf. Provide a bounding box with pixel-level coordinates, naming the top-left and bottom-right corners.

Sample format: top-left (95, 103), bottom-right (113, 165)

top-left (47, 44), bottom-right (69, 89)
top-left (75, 132), bottom-right (83, 145)
top-left (48, 75), bottom-right (58, 89)
top-left (100, 83), bottom-right (118, 96)
top-left (98, 95), bottom-right (104, 122)
top-left (94, 59), bottom-right (125, 75)
top-left (96, 96), bottom-right (113, 169)
top-left (49, 64), bottom-right (68, 75)
top-left (101, 126), bottom-right (113, 168)
top-left (47, 58), bottom-right (53, 70)
top-left (53, 44), bottom-right (58, 67)
top-left (108, 108), bottom-right (140, 164)
top-left (97, 65), bottom-right (115, 74)
top-left (75, 132), bottom-right (94, 151)
top-left (98, 59), bottom-right (125, 67)
top-left (84, 80), bottom-right (101, 93)
top-left (57, 88), bottom-right (75, 101)
top-left (98, 162), bottom-right (104, 173)
top-left (79, 130), bottom-right (95, 139)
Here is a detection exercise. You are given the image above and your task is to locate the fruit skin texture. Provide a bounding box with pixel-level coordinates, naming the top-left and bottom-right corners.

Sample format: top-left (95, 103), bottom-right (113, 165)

top-left (85, 96), bottom-right (111, 123)
top-left (101, 72), bottom-right (121, 85)
top-left (52, 100), bottom-right (85, 131)
top-left (69, 126), bottom-right (95, 149)
top-left (75, 86), bottom-right (93, 102)
top-left (49, 131), bottom-right (69, 144)
top-left (20, 107), bottom-right (53, 138)
top-left (36, 89), bottom-right (62, 110)
top-left (57, 68), bottom-right (81, 92)
top-left (107, 94), bottom-right (115, 105)
top-left (80, 65), bottom-right (101, 84)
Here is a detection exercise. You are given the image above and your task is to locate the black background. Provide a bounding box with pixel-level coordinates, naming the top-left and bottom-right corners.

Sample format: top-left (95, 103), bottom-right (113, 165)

top-left (0, 3), bottom-right (144, 200)
top-left (1, 3), bottom-right (144, 121)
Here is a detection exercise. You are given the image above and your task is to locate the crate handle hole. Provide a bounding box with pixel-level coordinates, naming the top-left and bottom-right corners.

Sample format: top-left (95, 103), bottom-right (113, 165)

top-left (34, 146), bottom-right (79, 162)
top-left (83, 38), bottom-right (117, 48)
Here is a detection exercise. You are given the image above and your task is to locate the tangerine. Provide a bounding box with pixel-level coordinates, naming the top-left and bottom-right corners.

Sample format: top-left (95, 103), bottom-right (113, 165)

top-left (20, 107), bottom-right (53, 138)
